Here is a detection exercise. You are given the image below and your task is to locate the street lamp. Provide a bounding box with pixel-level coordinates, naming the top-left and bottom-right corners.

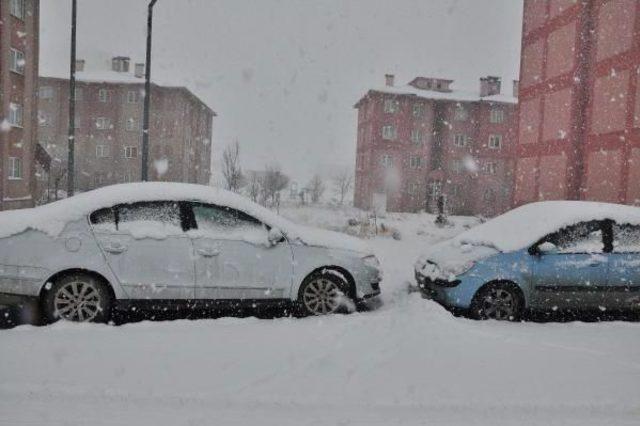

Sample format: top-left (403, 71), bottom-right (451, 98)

top-left (67, 0), bottom-right (77, 196)
top-left (141, 0), bottom-right (158, 181)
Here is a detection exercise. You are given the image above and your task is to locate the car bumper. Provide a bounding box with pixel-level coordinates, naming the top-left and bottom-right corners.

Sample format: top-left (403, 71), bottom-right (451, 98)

top-left (415, 271), bottom-right (463, 307)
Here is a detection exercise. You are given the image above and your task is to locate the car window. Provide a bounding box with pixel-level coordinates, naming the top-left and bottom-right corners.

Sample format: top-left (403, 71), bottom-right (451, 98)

top-left (613, 224), bottom-right (640, 253)
top-left (89, 207), bottom-right (116, 232)
top-left (547, 221), bottom-right (604, 254)
top-left (116, 201), bottom-right (183, 237)
top-left (191, 203), bottom-right (268, 244)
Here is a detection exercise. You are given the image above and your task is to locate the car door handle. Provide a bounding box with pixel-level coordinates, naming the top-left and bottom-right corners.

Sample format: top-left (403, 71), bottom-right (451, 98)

top-left (103, 242), bottom-right (127, 254)
top-left (587, 259), bottom-right (604, 267)
top-left (197, 248), bottom-right (220, 257)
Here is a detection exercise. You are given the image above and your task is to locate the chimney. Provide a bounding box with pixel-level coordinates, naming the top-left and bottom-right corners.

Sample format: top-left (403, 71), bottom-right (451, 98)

top-left (480, 76), bottom-right (501, 97)
top-left (111, 56), bottom-right (130, 73)
top-left (512, 80), bottom-right (520, 97)
top-left (385, 74), bottom-right (395, 87)
top-left (75, 59), bottom-right (85, 72)
top-left (135, 63), bottom-right (145, 78)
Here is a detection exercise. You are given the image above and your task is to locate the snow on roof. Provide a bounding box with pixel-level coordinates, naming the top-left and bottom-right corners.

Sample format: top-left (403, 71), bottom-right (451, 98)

top-left (0, 182), bottom-right (370, 254)
top-left (358, 84), bottom-right (517, 105)
top-left (456, 200), bottom-right (640, 252)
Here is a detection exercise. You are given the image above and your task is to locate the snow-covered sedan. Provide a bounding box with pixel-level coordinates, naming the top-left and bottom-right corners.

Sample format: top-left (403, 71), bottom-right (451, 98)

top-left (0, 183), bottom-right (381, 322)
top-left (415, 201), bottom-right (640, 320)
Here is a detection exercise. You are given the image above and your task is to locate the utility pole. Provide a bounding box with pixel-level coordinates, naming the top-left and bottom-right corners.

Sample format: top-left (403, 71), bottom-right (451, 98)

top-left (141, 0), bottom-right (158, 181)
top-left (67, 0), bottom-right (77, 196)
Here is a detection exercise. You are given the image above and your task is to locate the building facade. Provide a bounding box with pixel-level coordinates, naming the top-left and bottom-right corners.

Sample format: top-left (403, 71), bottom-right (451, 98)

top-left (354, 75), bottom-right (518, 216)
top-left (515, 0), bottom-right (640, 206)
top-left (0, 0), bottom-right (40, 210)
top-left (37, 57), bottom-right (215, 200)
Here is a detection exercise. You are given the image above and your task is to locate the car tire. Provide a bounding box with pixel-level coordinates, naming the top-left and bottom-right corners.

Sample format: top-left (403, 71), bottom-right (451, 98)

top-left (296, 270), bottom-right (351, 317)
top-left (469, 282), bottom-right (523, 321)
top-left (42, 273), bottom-right (113, 324)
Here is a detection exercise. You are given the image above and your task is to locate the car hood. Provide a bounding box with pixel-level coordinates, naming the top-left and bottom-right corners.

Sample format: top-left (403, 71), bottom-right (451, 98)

top-left (285, 223), bottom-right (372, 255)
top-left (415, 238), bottom-right (499, 281)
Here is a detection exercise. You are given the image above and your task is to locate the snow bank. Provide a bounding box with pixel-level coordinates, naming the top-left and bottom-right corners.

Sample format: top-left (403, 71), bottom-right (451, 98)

top-left (0, 183), bottom-right (371, 254)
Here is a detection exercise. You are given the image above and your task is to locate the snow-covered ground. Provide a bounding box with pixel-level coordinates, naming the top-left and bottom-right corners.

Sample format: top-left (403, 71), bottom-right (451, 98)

top-left (1, 205), bottom-right (639, 425)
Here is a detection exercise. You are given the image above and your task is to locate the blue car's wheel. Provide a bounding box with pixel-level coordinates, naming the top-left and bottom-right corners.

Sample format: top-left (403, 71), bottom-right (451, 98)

top-left (470, 283), bottom-right (523, 321)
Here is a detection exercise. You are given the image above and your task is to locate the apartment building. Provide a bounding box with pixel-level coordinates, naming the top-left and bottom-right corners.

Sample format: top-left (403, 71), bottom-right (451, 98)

top-left (515, 0), bottom-right (640, 205)
top-left (38, 56), bottom-right (215, 198)
top-left (354, 74), bottom-right (517, 216)
top-left (0, 0), bottom-right (40, 210)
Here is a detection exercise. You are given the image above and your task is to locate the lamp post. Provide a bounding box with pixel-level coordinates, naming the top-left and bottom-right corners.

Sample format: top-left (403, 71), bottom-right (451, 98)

top-left (141, 0), bottom-right (158, 181)
top-left (67, 0), bottom-right (77, 196)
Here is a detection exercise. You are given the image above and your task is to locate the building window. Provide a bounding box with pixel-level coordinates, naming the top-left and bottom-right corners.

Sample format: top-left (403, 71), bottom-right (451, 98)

top-left (490, 109), bottom-right (504, 123)
top-left (483, 161), bottom-right (498, 175)
top-left (39, 86), bottom-right (54, 99)
top-left (409, 156), bottom-right (422, 169)
top-left (94, 173), bottom-right (105, 186)
top-left (96, 145), bottom-right (110, 158)
top-left (9, 103), bottom-right (23, 127)
top-left (73, 88), bottom-right (83, 101)
top-left (412, 103), bottom-right (424, 117)
top-left (98, 89), bottom-right (110, 103)
top-left (450, 184), bottom-right (462, 196)
top-left (10, 0), bottom-right (25, 20)
top-left (8, 157), bottom-right (22, 180)
top-left (429, 180), bottom-right (442, 202)
top-left (124, 146), bottom-right (139, 159)
top-left (453, 134), bottom-right (468, 147)
top-left (488, 134), bottom-right (503, 149)
top-left (410, 129), bottom-right (422, 145)
top-left (382, 125), bottom-right (397, 140)
top-left (38, 111), bottom-right (51, 127)
top-left (451, 159), bottom-right (464, 174)
top-left (454, 104), bottom-right (468, 121)
top-left (9, 48), bottom-right (25, 74)
top-left (95, 117), bottom-right (111, 130)
top-left (381, 154), bottom-right (393, 168)
top-left (408, 183), bottom-right (419, 195)
top-left (125, 118), bottom-right (139, 132)
top-left (127, 90), bottom-right (139, 103)
top-left (383, 99), bottom-right (399, 113)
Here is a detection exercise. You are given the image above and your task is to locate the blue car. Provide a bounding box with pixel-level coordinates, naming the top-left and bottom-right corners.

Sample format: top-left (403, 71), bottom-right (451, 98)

top-left (414, 201), bottom-right (640, 320)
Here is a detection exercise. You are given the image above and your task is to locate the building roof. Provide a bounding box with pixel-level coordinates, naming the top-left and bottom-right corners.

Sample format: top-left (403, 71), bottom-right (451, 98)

top-left (354, 83), bottom-right (517, 107)
top-left (40, 67), bottom-right (216, 116)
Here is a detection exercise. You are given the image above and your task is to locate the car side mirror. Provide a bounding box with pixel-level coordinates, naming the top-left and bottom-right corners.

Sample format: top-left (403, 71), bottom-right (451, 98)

top-left (267, 227), bottom-right (284, 246)
top-left (537, 242), bottom-right (558, 255)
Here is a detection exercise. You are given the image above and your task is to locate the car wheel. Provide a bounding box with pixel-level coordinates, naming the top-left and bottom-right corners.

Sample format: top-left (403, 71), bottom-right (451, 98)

top-left (43, 273), bottom-right (113, 323)
top-left (470, 283), bottom-right (523, 321)
top-left (297, 271), bottom-right (350, 316)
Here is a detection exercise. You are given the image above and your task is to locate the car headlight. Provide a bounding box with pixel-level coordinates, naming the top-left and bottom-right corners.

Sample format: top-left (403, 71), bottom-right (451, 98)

top-left (362, 255), bottom-right (381, 269)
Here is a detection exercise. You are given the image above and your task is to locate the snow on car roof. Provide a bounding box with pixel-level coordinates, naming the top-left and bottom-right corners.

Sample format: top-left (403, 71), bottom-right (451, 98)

top-left (0, 183), bottom-right (370, 253)
top-left (455, 200), bottom-right (640, 252)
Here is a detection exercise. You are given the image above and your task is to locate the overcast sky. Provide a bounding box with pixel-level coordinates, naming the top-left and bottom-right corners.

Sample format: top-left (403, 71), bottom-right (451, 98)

top-left (40, 0), bottom-right (523, 184)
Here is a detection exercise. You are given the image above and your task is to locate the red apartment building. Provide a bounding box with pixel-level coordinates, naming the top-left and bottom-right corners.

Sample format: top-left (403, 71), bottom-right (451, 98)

top-left (515, 0), bottom-right (640, 205)
top-left (354, 75), bottom-right (518, 216)
top-left (37, 57), bottom-right (215, 199)
top-left (0, 0), bottom-right (40, 210)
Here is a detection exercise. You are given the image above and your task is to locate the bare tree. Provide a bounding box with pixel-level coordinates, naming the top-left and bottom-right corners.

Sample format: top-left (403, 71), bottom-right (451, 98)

top-left (307, 174), bottom-right (325, 203)
top-left (261, 164), bottom-right (289, 208)
top-left (333, 170), bottom-right (353, 205)
top-left (221, 141), bottom-right (244, 192)
top-left (246, 171), bottom-right (261, 203)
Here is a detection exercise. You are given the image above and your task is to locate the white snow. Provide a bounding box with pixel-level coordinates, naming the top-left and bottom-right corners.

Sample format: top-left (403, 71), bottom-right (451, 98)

top-left (1, 205), bottom-right (639, 425)
top-left (365, 84), bottom-right (518, 105)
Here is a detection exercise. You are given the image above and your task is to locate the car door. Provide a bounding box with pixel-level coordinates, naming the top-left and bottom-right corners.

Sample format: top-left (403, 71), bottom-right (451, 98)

top-left (530, 221), bottom-right (608, 310)
top-left (187, 203), bottom-right (294, 300)
top-left (90, 201), bottom-right (195, 300)
top-left (607, 223), bottom-right (640, 309)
